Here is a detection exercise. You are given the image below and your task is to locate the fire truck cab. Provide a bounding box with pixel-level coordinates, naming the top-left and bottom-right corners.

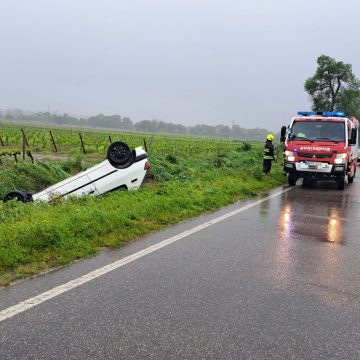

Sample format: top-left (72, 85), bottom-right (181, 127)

top-left (280, 111), bottom-right (359, 190)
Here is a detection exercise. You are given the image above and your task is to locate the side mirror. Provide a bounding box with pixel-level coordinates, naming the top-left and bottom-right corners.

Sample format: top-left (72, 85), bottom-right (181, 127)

top-left (280, 126), bottom-right (287, 143)
top-left (349, 128), bottom-right (357, 145)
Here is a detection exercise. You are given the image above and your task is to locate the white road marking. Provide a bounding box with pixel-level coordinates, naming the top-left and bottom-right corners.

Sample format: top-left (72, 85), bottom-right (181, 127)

top-left (0, 187), bottom-right (293, 323)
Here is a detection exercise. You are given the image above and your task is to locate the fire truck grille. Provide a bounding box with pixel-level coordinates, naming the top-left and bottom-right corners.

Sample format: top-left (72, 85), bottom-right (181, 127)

top-left (297, 153), bottom-right (332, 159)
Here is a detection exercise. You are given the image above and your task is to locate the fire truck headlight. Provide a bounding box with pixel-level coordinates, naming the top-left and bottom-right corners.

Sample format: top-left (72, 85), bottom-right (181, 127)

top-left (334, 153), bottom-right (347, 164)
top-left (285, 151), bottom-right (295, 162)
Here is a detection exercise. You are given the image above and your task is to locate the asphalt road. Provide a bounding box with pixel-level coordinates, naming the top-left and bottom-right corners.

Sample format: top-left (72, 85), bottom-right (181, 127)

top-left (1, 176), bottom-right (360, 359)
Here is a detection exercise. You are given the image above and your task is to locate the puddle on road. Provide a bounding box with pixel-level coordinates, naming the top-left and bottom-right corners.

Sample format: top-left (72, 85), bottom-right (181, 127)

top-left (276, 188), bottom-right (353, 245)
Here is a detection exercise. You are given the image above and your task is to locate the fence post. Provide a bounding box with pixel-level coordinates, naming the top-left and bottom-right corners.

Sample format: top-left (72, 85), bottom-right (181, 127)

top-left (22, 132), bottom-right (26, 159)
top-left (79, 132), bottom-right (86, 154)
top-left (143, 138), bottom-right (148, 153)
top-left (49, 130), bottom-right (58, 152)
top-left (27, 150), bottom-right (35, 164)
top-left (21, 128), bottom-right (29, 147)
top-left (0, 136), bottom-right (4, 146)
top-left (109, 135), bottom-right (112, 144)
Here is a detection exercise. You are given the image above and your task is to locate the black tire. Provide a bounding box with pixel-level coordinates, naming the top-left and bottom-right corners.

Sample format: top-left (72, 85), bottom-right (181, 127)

top-left (337, 176), bottom-right (346, 190)
top-left (348, 166), bottom-right (355, 183)
top-left (3, 190), bottom-right (29, 203)
top-left (288, 172), bottom-right (297, 186)
top-left (107, 141), bottom-right (133, 167)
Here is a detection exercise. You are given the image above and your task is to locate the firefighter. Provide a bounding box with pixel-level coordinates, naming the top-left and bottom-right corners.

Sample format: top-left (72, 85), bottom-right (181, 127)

top-left (263, 134), bottom-right (275, 174)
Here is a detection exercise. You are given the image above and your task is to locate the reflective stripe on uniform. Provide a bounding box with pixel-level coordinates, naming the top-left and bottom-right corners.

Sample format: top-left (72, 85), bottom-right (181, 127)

top-left (263, 140), bottom-right (274, 160)
top-left (263, 149), bottom-right (274, 159)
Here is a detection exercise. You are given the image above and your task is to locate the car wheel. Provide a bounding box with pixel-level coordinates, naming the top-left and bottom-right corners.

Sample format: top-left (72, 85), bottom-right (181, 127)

top-left (3, 190), bottom-right (29, 203)
top-left (107, 141), bottom-right (133, 167)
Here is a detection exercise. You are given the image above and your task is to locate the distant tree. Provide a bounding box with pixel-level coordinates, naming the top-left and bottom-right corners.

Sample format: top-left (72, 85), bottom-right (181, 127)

top-left (214, 124), bottom-right (230, 138)
top-left (86, 114), bottom-right (127, 129)
top-left (4, 113), bottom-right (14, 120)
top-left (189, 124), bottom-right (215, 137)
top-left (121, 117), bottom-right (133, 130)
top-left (305, 55), bottom-right (360, 113)
top-left (134, 120), bottom-right (156, 133)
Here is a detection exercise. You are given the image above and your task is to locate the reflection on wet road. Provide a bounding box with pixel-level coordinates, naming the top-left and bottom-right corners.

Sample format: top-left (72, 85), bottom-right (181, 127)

top-left (278, 181), bottom-right (352, 244)
top-left (265, 177), bottom-right (360, 309)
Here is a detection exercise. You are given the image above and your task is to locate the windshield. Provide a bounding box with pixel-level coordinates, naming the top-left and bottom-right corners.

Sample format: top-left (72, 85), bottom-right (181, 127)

top-left (289, 121), bottom-right (345, 142)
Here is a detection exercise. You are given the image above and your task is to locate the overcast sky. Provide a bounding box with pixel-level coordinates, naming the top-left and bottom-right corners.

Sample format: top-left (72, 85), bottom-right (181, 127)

top-left (1, 0), bottom-right (360, 131)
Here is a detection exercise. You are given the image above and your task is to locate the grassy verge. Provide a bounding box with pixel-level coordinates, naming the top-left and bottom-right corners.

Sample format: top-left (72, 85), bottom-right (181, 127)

top-left (0, 161), bottom-right (68, 199)
top-left (0, 146), bottom-right (286, 285)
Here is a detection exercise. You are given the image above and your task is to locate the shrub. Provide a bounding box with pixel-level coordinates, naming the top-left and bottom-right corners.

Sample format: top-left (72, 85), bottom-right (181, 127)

top-left (240, 141), bottom-right (252, 151)
top-left (61, 155), bottom-right (84, 173)
top-left (165, 154), bottom-right (178, 164)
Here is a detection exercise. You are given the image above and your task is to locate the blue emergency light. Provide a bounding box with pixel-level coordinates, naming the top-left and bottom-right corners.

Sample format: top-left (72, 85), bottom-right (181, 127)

top-left (298, 111), bottom-right (316, 116)
top-left (297, 111), bottom-right (346, 117)
top-left (323, 111), bottom-right (346, 117)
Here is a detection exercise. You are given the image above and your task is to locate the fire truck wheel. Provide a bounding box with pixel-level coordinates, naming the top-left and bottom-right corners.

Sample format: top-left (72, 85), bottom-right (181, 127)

top-left (288, 173), bottom-right (297, 186)
top-left (3, 190), bottom-right (29, 203)
top-left (337, 176), bottom-right (346, 190)
top-left (107, 141), bottom-right (133, 166)
top-left (348, 166), bottom-right (355, 183)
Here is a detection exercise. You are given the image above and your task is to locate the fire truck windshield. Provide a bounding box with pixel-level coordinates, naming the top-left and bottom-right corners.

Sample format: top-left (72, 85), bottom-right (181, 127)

top-left (289, 121), bottom-right (345, 142)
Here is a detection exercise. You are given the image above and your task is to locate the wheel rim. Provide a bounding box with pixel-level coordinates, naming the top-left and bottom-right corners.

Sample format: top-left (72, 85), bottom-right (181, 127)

top-left (109, 143), bottom-right (129, 162)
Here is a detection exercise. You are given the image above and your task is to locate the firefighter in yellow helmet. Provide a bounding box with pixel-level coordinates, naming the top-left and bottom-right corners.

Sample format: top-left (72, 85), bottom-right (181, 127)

top-left (263, 134), bottom-right (275, 174)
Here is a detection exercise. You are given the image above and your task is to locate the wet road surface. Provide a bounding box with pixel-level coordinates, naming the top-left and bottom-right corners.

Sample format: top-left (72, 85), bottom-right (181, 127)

top-left (1, 176), bottom-right (360, 359)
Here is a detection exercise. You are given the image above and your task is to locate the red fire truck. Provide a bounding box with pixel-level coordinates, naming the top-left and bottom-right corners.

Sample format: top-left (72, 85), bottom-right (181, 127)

top-left (280, 111), bottom-right (359, 190)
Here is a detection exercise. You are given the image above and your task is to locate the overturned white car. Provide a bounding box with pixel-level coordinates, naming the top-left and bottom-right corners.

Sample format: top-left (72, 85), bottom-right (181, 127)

top-left (3, 141), bottom-right (150, 203)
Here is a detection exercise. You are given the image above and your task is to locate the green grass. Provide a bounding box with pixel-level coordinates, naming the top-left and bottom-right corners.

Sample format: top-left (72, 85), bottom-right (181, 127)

top-left (0, 160), bottom-right (69, 199)
top-left (0, 146), bottom-right (286, 285)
